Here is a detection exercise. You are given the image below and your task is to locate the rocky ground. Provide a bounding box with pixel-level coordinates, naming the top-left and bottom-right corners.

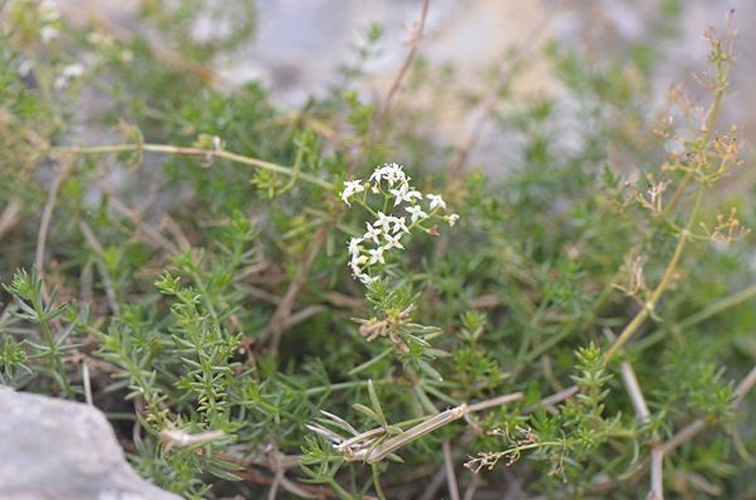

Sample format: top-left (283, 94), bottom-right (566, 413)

top-left (0, 387), bottom-right (181, 500)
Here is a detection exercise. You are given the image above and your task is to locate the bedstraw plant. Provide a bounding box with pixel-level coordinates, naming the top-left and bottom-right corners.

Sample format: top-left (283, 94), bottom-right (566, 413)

top-left (0, 1), bottom-right (754, 499)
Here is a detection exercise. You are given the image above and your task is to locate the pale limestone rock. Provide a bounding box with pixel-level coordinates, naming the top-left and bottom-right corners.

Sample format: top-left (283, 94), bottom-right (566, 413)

top-left (0, 389), bottom-right (182, 500)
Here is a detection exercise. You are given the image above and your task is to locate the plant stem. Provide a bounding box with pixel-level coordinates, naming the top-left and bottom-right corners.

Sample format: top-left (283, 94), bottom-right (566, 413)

top-left (663, 34), bottom-right (731, 217)
top-left (51, 143), bottom-right (334, 189)
top-left (372, 463), bottom-right (387, 500)
top-left (605, 185), bottom-right (705, 363)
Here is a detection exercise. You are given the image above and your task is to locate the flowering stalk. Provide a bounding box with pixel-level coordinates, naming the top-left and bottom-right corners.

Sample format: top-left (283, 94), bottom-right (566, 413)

top-left (339, 162), bottom-right (459, 284)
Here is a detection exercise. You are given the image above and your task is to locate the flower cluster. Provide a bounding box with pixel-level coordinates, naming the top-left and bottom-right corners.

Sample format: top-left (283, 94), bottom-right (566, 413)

top-left (38, 0), bottom-right (62, 44)
top-left (340, 162), bottom-right (459, 284)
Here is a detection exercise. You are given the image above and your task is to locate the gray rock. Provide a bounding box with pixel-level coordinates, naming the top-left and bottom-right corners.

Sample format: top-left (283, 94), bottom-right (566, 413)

top-left (0, 388), bottom-right (182, 500)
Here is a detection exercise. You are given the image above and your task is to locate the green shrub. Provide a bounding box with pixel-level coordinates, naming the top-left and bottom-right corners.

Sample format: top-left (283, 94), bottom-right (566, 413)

top-left (1, 2), bottom-right (754, 498)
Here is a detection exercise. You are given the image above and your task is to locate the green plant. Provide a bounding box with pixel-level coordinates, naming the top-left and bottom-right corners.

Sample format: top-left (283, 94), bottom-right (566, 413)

top-left (0, 1), bottom-right (754, 498)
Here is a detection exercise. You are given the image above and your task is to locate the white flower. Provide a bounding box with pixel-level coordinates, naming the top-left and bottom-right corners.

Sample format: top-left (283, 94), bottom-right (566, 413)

top-left (368, 167), bottom-right (385, 185)
top-left (62, 63), bottom-right (84, 77)
top-left (363, 222), bottom-right (381, 244)
top-left (340, 180), bottom-right (365, 206)
top-left (40, 25), bottom-right (59, 43)
top-left (390, 216), bottom-right (409, 234)
top-left (358, 272), bottom-right (378, 285)
top-left (342, 161), bottom-right (459, 285)
top-left (40, 0), bottom-right (61, 22)
top-left (389, 183), bottom-right (423, 206)
top-left (426, 194), bottom-right (447, 211)
top-left (405, 205), bottom-right (429, 224)
top-left (348, 237), bottom-right (364, 257)
top-left (384, 232), bottom-right (405, 250)
top-left (367, 246), bottom-right (386, 265)
top-left (373, 212), bottom-right (393, 232)
top-left (368, 169), bottom-right (382, 184)
top-left (53, 64), bottom-right (86, 91)
top-left (350, 259), bottom-right (374, 284)
top-left (349, 259), bottom-right (361, 274)
top-left (369, 162), bottom-right (408, 187)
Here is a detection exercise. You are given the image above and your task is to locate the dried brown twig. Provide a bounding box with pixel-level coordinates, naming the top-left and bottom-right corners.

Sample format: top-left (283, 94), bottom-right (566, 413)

top-left (446, 1), bottom-right (565, 178)
top-left (35, 162), bottom-right (69, 305)
top-left (618, 362), bottom-right (756, 499)
top-left (308, 392), bottom-right (523, 465)
top-left (442, 439), bottom-right (460, 500)
top-left (368, 0), bottom-right (431, 139)
top-left (0, 199), bottom-right (21, 239)
top-left (260, 225), bottom-right (330, 357)
top-left (661, 364), bottom-right (756, 456)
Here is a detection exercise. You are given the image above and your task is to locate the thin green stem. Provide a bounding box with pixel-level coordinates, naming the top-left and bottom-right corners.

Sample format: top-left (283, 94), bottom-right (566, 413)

top-left (187, 268), bottom-right (219, 324)
top-left (663, 39), bottom-right (731, 217)
top-left (633, 282), bottom-right (756, 353)
top-left (304, 378), bottom-right (390, 396)
top-left (678, 282), bottom-right (756, 330)
top-left (605, 186), bottom-right (705, 363)
top-left (372, 463), bottom-right (387, 500)
top-left (36, 304), bottom-right (73, 397)
top-left (51, 143), bottom-right (334, 190)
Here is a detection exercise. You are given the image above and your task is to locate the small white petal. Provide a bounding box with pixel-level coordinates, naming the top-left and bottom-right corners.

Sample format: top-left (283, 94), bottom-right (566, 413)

top-left (367, 247), bottom-right (386, 265)
top-left (62, 64), bottom-right (85, 78)
top-left (348, 237), bottom-right (364, 256)
top-left (384, 233), bottom-right (405, 250)
top-left (339, 180), bottom-right (365, 206)
top-left (391, 216), bottom-right (409, 234)
top-left (363, 223), bottom-right (382, 244)
top-left (427, 194), bottom-right (447, 211)
top-left (405, 205), bottom-right (429, 224)
top-left (374, 212), bottom-right (392, 231)
top-left (389, 183), bottom-right (423, 206)
top-left (40, 26), bottom-right (59, 43)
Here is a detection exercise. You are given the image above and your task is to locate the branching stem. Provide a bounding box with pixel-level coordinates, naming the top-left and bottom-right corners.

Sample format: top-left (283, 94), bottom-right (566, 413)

top-left (605, 186), bottom-right (704, 363)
